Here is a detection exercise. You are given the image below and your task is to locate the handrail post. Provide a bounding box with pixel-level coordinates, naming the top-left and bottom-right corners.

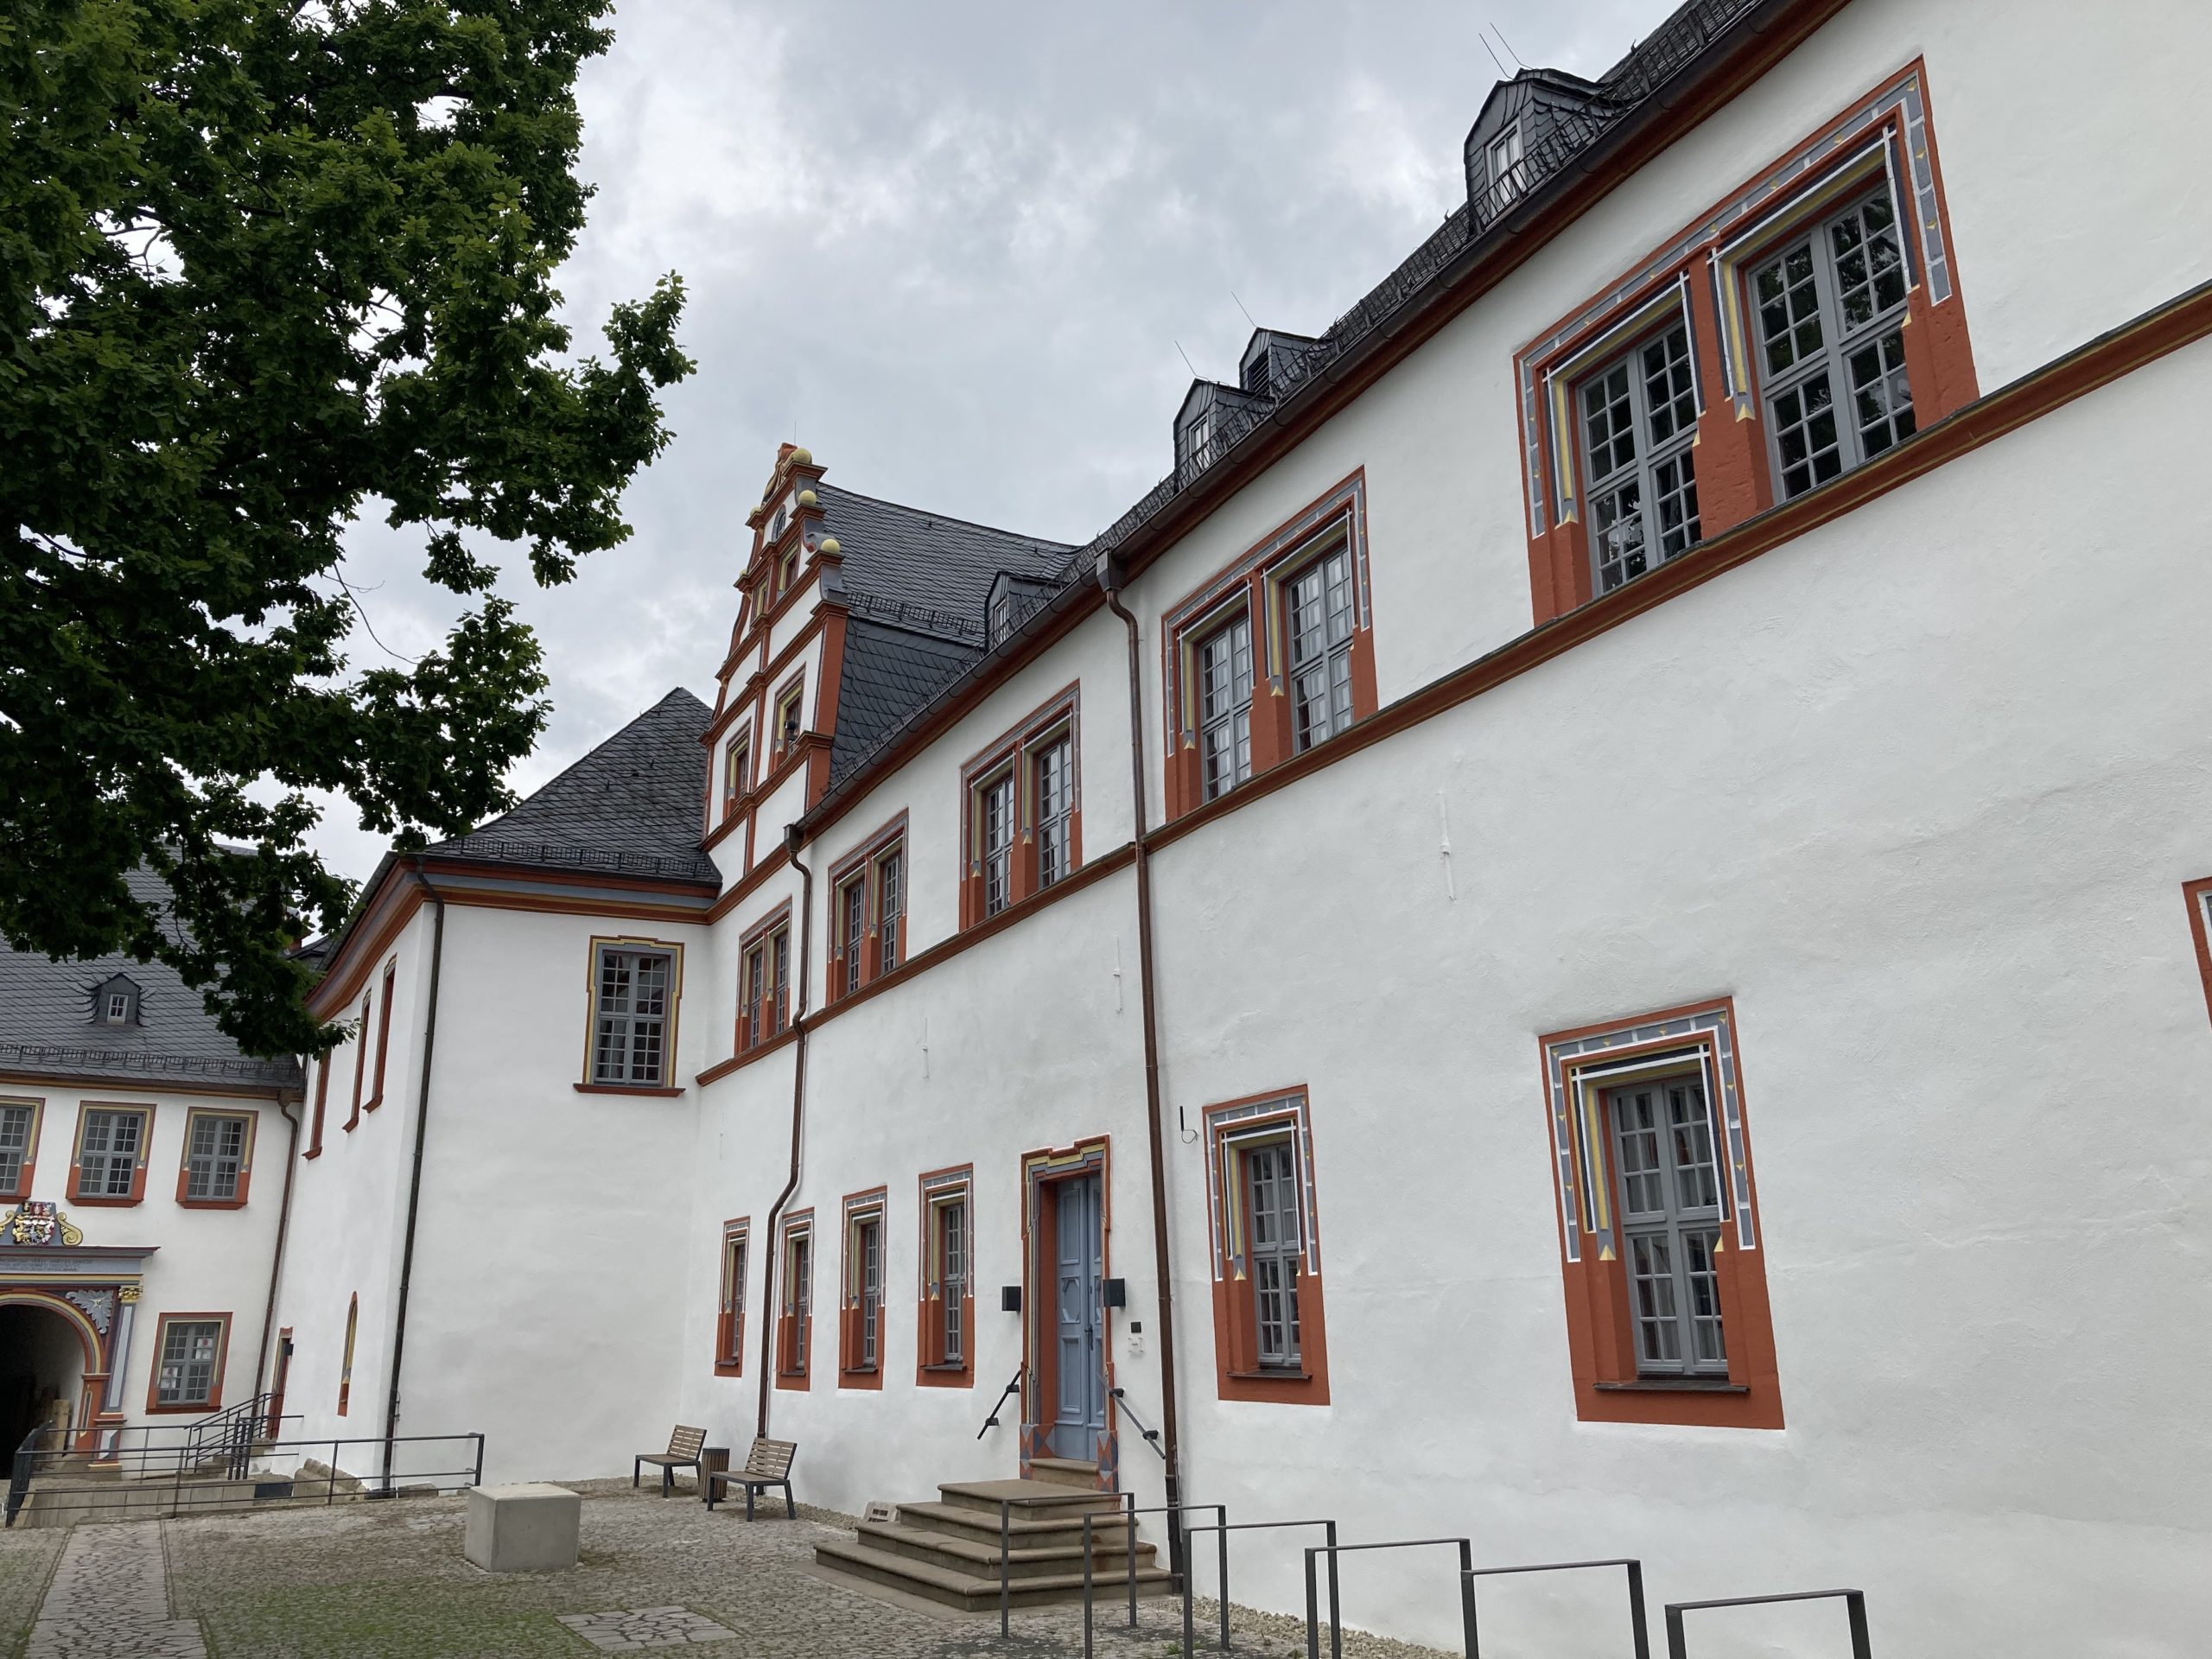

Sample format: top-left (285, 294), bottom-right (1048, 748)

top-left (1846, 1591), bottom-right (1872, 1659)
top-left (1082, 1512), bottom-right (1095, 1659)
top-left (1125, 1491), bottom-right (1139, 1628)
top-left (999, 1499), bottom-right (1011, 1639)
top-left (1304, 1548), bottom-right (1320, 1659)
top-left (1324, 1520), bottom-right (1340, 1659)
top-left (1457, 1540), bottom-right (1478, 1659)
top-left (1627, 1559), bottom-right (1650, 1659)
top-left (1217, 1508), bottom-right (1231, 1652)
top-left (1181, 1516), bottom-right (1195, 1656)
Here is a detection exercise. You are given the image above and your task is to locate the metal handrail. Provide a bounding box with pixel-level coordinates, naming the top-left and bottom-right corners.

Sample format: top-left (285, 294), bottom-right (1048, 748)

top-left (1105, 1387), bottom-right (1165, 1461)
top-left (1180, 1516), bottom-right (1340, 1656)
top-left (1074, 1500), bottom-right (1217, 1653)
top-left (976, 1364), bottom-right (1021, 1440)
top-left (1304, 1537), bottom-right (1478, 1659)
top-left (992, 1487), bottom-right (1118, 1638)
top-left (6, 1430), bottom-right (485, 1524)
top-left (1463, 1556), bottom-right (1649, 1659)
top-left (1663, 1588), bottom-right (1871, 1658)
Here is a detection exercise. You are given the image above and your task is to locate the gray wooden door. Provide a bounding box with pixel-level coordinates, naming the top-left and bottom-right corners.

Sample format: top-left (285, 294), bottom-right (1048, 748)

top-left (1051, 1176), bottom-right (1104, 1460)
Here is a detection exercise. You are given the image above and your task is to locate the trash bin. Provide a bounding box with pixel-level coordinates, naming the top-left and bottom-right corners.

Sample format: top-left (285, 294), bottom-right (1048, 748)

top-left (700, 1446), bottom-right (729, 1505)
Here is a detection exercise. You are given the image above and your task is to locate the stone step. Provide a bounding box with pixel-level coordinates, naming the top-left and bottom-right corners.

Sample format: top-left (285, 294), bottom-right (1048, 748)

top-left (937, 1476), bottom-right (1116, 1522)
top-left (896, 1497), bottom-right (1143, 1551)
top-left (854, 1517), bottom-right (1156, 1582)
top-left (813, 1536), bottom-right (1174, 1612)
top-left (1027, 1455), bottom-right (1103, 1491)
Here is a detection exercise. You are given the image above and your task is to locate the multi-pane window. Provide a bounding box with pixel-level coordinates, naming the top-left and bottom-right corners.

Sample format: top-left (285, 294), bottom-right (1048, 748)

top-left (184, 1114), bottom-right (248, 1202)
top-left (1751, 188), bottom-right (1914, 500)
top-left (779, 544), bottom-right (798, 594)
top-left (1244, 1143), bottom-right (1304, 1370)
top-left (876, 850), bottom-right (903, 976)
top-left (775, 682), bottom-right (804, 755)
top-left (856, 1217), bottom-right (882, 1369)
top-left (744, 927), bottom-right (789, 1046)
top-left (939, 1200), bottom-right (967, 1365)
top-left (106, 992), bottom-right (130, 1022)
top-left (592, 947), bottom-right (672, 1085)
top-left (1580, 323), bottom-right (1701, 594)
top-left (722, 738), bottom-right (749, 809)
top-left (1487, 124), bottom-right (1524, 207)
top-left (720, 1230), bottom-right (748, 1364)
top-left (1198, 614), bottom-right (1253, 802)
top-left (155, 1318), bottom-right (224, 1408)
top-left (1286, 549), bottom-right (1355, 752)
top-left (1033, 736), bottom-right (1074, 890)
top-left (840, 880), bottom-right (868, 996)
top-left (0, 1105), bottom-right (34, 1194)
top-left (78, 1109), bottom-right (144, 1198)
top-left (1608, 1076), bottom-right (1727, 1376)
top-left (785, 1230), bottom-right (812, 1372)
top-left (979, 772), bottom-right (1015, 918)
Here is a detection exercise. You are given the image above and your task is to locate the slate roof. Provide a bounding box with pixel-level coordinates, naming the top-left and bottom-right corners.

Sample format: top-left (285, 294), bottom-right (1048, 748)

top-left (817, 484), bottom-right (1075, 649)
top-left (829, 618), bottom-right (981, 787)
top-left (0, 866), bottom-right (304, 1090)
top-left (424, 687), bottom-right (719, 883)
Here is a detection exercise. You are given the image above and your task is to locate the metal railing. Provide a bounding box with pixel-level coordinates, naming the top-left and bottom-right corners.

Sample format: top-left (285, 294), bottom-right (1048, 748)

top-left (1465, 1556), bottom-right (1649, 1659)
top-left (1664, 1588), bottom-right (1871, 1658)
top-left (1072, 1500), bottom-right (1215, 1654)
top-left (976, 1364), bottom-right (1021, 1440)
top-left (993, 1486), bottom-right (1117, 1637)
top-left (1304, 1537), bottom-right (1479, 1659)
top-left (1107, 1387), bottom-right (1164, 1461)
top-left (1179, 1513), bottom-right (1340, 1655)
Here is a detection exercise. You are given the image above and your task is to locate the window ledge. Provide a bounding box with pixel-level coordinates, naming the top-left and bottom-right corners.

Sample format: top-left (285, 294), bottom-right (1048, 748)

top-left (143, 1401), bottom-right (220, 1414)
top-left (842, 1364), bottom-right (879, 1376)
top-left (176, 1199), bottom-right (248, 1211)
top-left (1594, 1378), bottom-right (1749, 1394)
top-left (68, 1195), bottom-right (143, 1209)
top-left (572, 1083), bottom-right (685, 1098)
top-left (920, 1363), bottom-right (970, 1374)
top-left (712, 1362), bottom-right (743, 1378)
top-left (1227, 1368), bottom-right (1313, 1382)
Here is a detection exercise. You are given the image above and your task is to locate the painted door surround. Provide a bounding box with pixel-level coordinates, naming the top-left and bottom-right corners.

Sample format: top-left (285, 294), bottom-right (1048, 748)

top-left (1019, 1138), bottom-right (1116, 1484)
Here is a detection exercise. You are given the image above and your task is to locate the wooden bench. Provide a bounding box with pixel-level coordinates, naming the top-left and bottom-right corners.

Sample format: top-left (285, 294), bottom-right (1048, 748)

top-left (705, 1437), bottom-right (797, 1520)
top-left (632, 1425), bottom-right (706, 1497)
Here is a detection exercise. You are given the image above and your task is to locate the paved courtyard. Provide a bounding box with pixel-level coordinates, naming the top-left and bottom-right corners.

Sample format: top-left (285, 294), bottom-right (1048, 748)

top-left (0, 1483), bottom-right (1454, 1658)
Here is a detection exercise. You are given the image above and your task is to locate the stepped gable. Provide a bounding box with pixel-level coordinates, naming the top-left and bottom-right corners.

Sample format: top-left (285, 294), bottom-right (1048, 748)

top-left (0, 866), bottom-right (302, 1087)
top-left (810, 484), bottom-right (1077, 787)
top-left (425, 686), bottom-right (719, 883)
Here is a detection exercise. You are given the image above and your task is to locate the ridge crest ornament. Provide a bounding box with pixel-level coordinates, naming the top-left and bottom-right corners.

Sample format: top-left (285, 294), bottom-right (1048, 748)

top-left (1, 1201), bottom-right (84, 1248)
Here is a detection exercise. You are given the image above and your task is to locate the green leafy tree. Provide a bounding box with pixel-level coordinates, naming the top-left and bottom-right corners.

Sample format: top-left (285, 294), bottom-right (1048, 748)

top-left (0, 1), bottom-right (692, 1057)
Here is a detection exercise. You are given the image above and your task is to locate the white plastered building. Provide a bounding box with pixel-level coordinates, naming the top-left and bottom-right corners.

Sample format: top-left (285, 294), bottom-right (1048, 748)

top-left (265, 0), bottom-right (2212, 1651)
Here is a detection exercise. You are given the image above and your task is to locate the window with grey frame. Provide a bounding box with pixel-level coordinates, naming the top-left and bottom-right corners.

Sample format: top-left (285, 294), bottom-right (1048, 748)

top-left (939, 1199), bottom-right (967, 1365)
top-left (78, 1109), bottom-right (143, 1197)
top-left (1751, 187), bottom-right (1915, 500)
top-left (156, 1319), bottom-right (223, 1407)
top-left (592, 947), bottom-right (672, 1085)
top-left (979, 772), bottom-right (1015, 917)
top-left (185, 1114), bottom-right (248, 1201)
top-left (1033, 734), bottom-right (1074, 889)
top-left (0, 1105), bottom-right (32, 1192)
top-left (722, 737), bottom-right (749, 809)
top-left (722, 1232), bottom-right (747, 1360)
top-left (1197, 612), bottom-right (1253, 802)
top-left (743, 927), bottom-right (788, 1047)
top-left (856, 1216), bottom-right (882, 1368)
top-left (787, 1231), bottom-right (812, 1370)
top-left (840, 878), bottom-right (867, 995)
top-left (1579, 322), bottom-right (1702, 594)
top-left (875, 849), bottom-right (903, 976)
top-left (1487, 122), bottom-right (1525, 207)
top-left (1606, 1073), bottom-right (1728, 1376)
top-left (1244, 1141), bottom-right (1303, 1370)
top-left (1286, 546), bottom-right (1355, 752)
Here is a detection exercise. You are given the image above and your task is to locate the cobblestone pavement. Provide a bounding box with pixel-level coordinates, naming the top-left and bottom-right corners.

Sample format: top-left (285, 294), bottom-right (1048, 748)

top-left (557, 1606), bottom-right (740, 1649)
top-left (25, 1520), bottom-right (207, 1657)
top-left (3, 1482), bottom-right (1458, 1658)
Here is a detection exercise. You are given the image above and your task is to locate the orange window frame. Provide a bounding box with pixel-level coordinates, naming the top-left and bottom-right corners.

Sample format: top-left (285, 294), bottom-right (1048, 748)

top-left (0, 1097), bottom-right (45, 1202)
top-left (175, 1108), bottom-right (256, 1209)
top-left (838, 1187), bottom-right (888, 1389)
top-left (775, 1210), bottom-right (814, 1389)
top-left (715, 1217), bottom-right (749, 1376)
top-left (916, 1165), bottom-right (976, 1387)
top-left (826, 815), bottom-right (908, 1003)
top-left (345, 988), bottom-right (370, 1131)
top-left (957, 685), bottom-right (1082, 929)
top-left (1160, 471), bottom-right (1377, 823)
top-left (1539, 998), bottom-right (1783, 1429)
top-left (305, 1052), bottom-right (329, 1158)
top-left (67, 1101), bottom-right (154, 1207)
top-left (365, 961), bottom-right (396, 1110)
top-left (145, 1311), bottom-right (232, 1414)
top-left (1201, 1090), bottom-right (1331, 1405)
top-left (1514, 62), bottom-right (1976, 626)
top-left (2186, 878), bottom-right (2212, 1028)
top-left (772, 673), bottom-right (806, 763)
top-left (735, 905), bottom-right (792, 1053)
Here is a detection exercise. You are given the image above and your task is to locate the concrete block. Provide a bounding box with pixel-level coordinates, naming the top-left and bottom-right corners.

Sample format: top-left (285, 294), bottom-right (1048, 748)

top-left (464, 1482), bottom-right (581, 1573)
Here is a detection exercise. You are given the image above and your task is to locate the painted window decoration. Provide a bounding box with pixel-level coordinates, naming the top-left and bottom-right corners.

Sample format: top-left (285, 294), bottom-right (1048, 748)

top-left (1539, 999), bottom-right (1783, 1428)
top-left (917, 1166), bottom-right (976, 1384)
top-left (841, 1189), bottom-right (887, 1384)
top-left (73, 1106), bottom-right (149, 1203)
top-left (1202, 1091), bottom-right (1331, 1404)
top-left (722, 734), bottom-right (750, 810)
top-left (715, 1220), bottom-right (748, 1376)
top-left (1513, 68), bottom-right (1975, 626)
top-left (1197, 613), bottom-right (1254, 803)
top-left (365, 961), bottom-right (396, 1109)
top-left (1579, 324), bottom-right (1701, 594)
top-left (1161, 476), bottom-right (1376, 822)
top-left (592, 944), bottom-right (675, 1086)
top-left (876, 848), bottom-right (904, 977)
top-left (152, 1315), bottom-right (226, 1410)
top-left (827, 824), bottom-right (907, 1003)
top-left (0, 1103), bottom-right (39, 1198)
top-left (338, 1292), bottom-right (358, 1414)
top-left (181, 1112), bottom-right (251, 1205)
top-left (347, 987), bottom-right (372, 1128)
top-left (777, 1212), bottom-right (814, 1385)
top-left (774, 677), bottom-right (805, 760)
top-left (308, 1052), bottom-right (330, 1157)
top-left (1753, 189), bottom-right (1914, 499)
top-left (741, 918), bottom-right (791, 1048)
top-left (840, 877), bottom-right (868, 996)
top-left (960, 688), bottom-right (1083, 928)
top-left (2186, 878), bottom-right (2212, 1029)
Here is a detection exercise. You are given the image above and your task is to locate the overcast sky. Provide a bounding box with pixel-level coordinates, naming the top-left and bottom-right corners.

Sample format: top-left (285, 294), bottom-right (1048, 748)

top-left (315, 0), bottom-right (1685, 888)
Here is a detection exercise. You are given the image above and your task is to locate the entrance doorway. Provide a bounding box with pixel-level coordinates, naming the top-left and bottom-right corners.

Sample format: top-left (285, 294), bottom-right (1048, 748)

top-left (0, 1305), bottom-right (87, 1452)
top-left (1050, 1175), bottom-right (1104, 1460)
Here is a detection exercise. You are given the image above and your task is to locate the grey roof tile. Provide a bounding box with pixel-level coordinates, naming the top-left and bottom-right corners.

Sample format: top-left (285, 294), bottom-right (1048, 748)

top-left (829, 620), bottom-right (981, 787)
top-left (0, 866), bottom-right (303, 1088)
top-left (817, 484), bottom-right (1076, 647)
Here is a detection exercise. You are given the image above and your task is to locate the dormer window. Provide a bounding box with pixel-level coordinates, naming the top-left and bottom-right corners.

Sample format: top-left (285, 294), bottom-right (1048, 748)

top-left (92, 976), bottom-right (141, 1027)
top-left (1488, 124), bottom-right (1525, 206)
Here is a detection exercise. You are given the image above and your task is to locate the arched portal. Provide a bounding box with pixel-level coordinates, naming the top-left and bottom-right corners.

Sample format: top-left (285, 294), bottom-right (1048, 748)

top-left (0, 1295), bottom-right (98, 1452)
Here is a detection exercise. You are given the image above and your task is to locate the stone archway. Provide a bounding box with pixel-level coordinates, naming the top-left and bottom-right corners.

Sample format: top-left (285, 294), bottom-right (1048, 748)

top-left (0, 1294), bottom-right (99, 1454)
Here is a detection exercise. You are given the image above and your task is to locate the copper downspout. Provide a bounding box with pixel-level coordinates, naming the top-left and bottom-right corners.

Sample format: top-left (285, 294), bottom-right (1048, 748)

top-left (383, 861), bottom-right (446, 1489)
top-left (756, 825), bottom-right (816, 1438)
top-left (251, 1090), bottom-right (303, 1403)
top-left (1097, 556), bottom-right (1184, 1535)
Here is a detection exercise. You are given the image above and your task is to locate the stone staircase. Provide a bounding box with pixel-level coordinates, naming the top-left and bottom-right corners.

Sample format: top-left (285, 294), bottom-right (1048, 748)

top-left (814, 1457), bottom-right (1174, 1611)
